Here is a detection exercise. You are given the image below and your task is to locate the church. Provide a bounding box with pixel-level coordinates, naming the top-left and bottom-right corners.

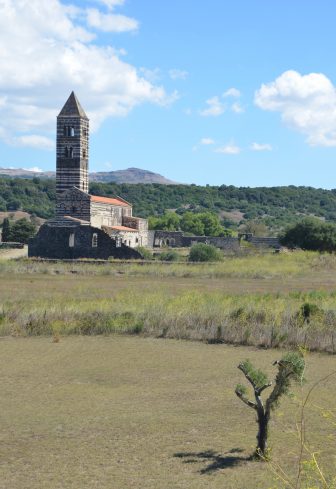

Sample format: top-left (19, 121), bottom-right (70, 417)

top-left (29, 92), bottom-right (148, 259)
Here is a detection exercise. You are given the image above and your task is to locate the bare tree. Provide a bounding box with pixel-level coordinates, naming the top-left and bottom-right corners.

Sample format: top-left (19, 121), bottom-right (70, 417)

top-left (235, 352), bottom-right (305, 458)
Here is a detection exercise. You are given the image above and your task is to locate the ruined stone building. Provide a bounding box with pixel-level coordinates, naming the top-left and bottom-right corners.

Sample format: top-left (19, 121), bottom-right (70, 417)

top-left (29, 92), bottom-right (148, 259)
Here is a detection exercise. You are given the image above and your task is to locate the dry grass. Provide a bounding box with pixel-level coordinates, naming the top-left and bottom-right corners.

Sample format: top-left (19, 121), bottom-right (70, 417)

top-left (1, 264), bottom-right (336, 351)
top-left (0, 336), bottom-right (335, 489)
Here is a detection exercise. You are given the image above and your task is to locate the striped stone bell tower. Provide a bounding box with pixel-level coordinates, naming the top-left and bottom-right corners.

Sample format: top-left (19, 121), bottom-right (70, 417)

top-left (56, 92), bottom-right (89, 195)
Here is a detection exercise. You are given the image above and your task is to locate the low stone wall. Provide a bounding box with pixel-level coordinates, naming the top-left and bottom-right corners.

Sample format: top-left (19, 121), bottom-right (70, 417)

top-left (245, 236), bottom-right (281, 248)
top-left (153, 230), bottom-right (280, 251)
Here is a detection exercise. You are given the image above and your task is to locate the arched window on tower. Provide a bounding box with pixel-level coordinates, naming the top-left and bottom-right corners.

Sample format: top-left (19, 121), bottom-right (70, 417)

top-left (70, 127), bottom-right (75, 137)
top-left (64, 146), bottom-right (69, 158)
top-left (69, 147), bottom-right (73, 158)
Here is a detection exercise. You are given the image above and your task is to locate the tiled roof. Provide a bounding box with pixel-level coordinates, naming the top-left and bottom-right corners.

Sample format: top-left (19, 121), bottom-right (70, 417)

top-left (90, 195), bottom-right (130, 207)
top-left (109, 226), bottom-right (138, 232)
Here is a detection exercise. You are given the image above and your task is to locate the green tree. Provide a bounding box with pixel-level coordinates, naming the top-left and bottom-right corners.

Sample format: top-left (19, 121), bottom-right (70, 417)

top-left (235, 352), bottom-right (305, 458)
top-left (180, 212), bottom-right (204, 235)
top-left (148, 212), bottom-right (180, 231)
top-left (1, 217), bottom-right (11, 242)
top-left (240, 220), bottom-right (269, 237)
top-left (188, 243), bottom-right (222, 262)
top-left (280, 218), bottom-right (336, 252)
top-left (198, 212), bottom-right (231, 236)
top-left (9, 218), bottom-right (36, 244)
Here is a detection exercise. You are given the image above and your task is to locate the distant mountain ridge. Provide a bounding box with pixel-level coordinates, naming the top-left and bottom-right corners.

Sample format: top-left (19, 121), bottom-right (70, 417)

top-left (0, 167), bottom-right (177, 185)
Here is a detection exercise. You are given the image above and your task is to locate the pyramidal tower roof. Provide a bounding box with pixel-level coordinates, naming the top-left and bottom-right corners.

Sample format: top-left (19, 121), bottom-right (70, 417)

top-left (58, 91), bottom-right (88, 119)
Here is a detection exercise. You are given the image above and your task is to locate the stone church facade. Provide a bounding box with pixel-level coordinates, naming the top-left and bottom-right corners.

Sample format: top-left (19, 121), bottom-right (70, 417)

top-left (29, 92), bottom-right (148, 259)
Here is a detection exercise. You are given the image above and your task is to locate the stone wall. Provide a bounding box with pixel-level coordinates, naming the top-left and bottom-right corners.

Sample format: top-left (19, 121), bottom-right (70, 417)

top-left (90, 201), bottom-right (125, 228)
top-left (153, 231), bottom-right (184, 247)
top-left (28, 223), bottom-right (141, 260)
top-left (56, 187), bottom-right (91, 222)
top-left (122, 216), bottom-right (149, 246)
top-left (152, 230), bottom-right (280, 251)
top-left (245, 236), bottom-right (281, 248)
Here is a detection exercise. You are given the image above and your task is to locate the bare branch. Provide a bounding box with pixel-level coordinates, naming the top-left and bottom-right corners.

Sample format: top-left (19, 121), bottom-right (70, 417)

top-left (235, 389), bottom-right (257, 410)
top-left (256, 383), bottom-right (272, 395)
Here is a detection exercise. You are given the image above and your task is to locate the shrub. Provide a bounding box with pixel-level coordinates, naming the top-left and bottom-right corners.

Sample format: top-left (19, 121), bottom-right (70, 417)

top-left (8, 218), bottom-right (36, 244)
top-left (280, 218), bottom-right (336, 252)
top-left (137, 246), bottom-right (153, 260)
top-left (188, 243), bottom-right (222, 262)
top-left (158, 250), bottom-right (179, 262)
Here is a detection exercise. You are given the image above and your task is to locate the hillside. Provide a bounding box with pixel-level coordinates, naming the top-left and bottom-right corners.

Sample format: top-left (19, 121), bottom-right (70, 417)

top-left (0, 167), bottom-right (176, 185)
top-left (1, 177), bottom-right (336, 231)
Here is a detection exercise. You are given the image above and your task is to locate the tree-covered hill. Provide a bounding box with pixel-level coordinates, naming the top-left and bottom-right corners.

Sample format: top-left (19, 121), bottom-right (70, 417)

top-left (1, 176), bottom-right (336, 231)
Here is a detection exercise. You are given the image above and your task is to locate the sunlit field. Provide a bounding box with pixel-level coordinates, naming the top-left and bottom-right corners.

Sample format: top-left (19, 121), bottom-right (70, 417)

top-left (0, 336), bottom-right (335, 489)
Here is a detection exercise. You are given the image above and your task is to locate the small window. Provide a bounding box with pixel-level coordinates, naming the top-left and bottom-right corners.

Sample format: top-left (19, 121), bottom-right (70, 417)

top-left (69, 233), bottom-right (75, 248)
top-left (82, 149), bottom-right (86, 158)
top-left (70, 127), bottom-right (75, 137)
top-left (92, 233), bottom-right (98, 247)
top-left (69, 147), bottom-right (73, 158)
top-left (64, 125), bottom-right (67, 136)
top-left (64, 146), bottom-right (69, 158)
top-left (116, 237), bottom-right (122, 248)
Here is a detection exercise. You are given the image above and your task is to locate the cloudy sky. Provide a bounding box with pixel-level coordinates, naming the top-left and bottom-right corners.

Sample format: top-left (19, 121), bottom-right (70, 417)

top-left (1, 0), bottom-right (336, 187)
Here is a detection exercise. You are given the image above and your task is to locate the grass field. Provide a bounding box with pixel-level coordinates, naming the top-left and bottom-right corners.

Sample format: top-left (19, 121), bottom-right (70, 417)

top-left (0, 336), bottom-right (335, 489)
top-left (1, 252), bottom-right (336, 487)
top-left (1, 252), bottom-right (336, 351)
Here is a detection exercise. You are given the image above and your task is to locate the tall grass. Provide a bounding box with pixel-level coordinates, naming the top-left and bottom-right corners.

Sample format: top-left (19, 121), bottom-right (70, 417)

top-left (1, 251), bottom-right (336, 279)
top-left (2, 288), bottom-right (336, 352)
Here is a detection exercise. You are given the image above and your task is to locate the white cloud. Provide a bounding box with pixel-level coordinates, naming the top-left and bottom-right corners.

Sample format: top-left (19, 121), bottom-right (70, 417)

top-left (139, 67), bottom-right (161, 83)
top-left (250, 142), bottom-right (272, 152)
top-left (86, 8), bottom-right (138, 33)
top-left (14, 135), bottom-right (54, 150)
top-left (223, 87), bottom-right (241, 98)
top-left (200, 138), bottom-right (215, 145)
top-left (0, 0), bottom-right (172, 149)
top-left (95, 0), bottom-right (125, 10)
top-left (23, 166), bottom-right (44, 172)
top-left (200, 96), bottom-right (225, 117)
top-left (169, 69), bottom-right (188, 80)
top-left (255, 70), bottom-right (336, 147)
top-left (215, 143), bottom-right (241, 155)
top-left (231, 102), bottom-right (244, 113)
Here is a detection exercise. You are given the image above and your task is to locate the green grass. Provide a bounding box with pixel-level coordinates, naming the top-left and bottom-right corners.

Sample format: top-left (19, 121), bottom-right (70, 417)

top-left (0, 336), bottom-right (335, 489)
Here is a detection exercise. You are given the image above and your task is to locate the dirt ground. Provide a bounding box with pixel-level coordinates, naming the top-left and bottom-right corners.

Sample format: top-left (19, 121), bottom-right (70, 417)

top-left (0, 336), bottom-right (335, 489)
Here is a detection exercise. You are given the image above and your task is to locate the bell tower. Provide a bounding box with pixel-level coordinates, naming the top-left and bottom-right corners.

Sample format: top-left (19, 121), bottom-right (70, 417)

top-left (56, 92), bottom-right (89, 195)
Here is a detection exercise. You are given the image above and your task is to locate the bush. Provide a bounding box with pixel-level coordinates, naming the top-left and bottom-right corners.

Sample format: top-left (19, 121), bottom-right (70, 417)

top-left (280, 218), bottom-right (336, 252)
top-left (8, 218), bottom-right (36, 244)
top-left (188, 243), bottom-right (222, 262)
top-left (137, 246), bottom-right (153, 260)
top-left (158, 250), bottom-right (179, 262)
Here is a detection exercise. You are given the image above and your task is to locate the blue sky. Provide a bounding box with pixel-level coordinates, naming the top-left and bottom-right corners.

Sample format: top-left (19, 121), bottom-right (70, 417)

top-left (1, 0), bottom-right (336, 187)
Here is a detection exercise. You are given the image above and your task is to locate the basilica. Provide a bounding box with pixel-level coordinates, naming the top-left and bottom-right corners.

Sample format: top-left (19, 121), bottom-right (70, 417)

top-left (29, 92), bottom-right (148, 259)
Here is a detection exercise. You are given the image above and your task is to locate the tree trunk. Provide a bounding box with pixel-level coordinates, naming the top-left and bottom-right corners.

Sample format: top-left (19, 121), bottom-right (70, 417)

top-left (256, 411), bottom-right (269, 457)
